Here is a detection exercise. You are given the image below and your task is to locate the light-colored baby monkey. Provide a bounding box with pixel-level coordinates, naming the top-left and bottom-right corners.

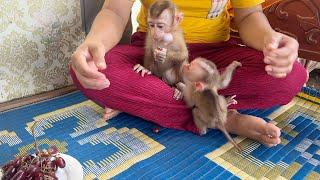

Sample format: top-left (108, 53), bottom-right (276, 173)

top-left (178, 57), bottom-right (242, 151)
top-left (134, 0), bottom-right (188, 99)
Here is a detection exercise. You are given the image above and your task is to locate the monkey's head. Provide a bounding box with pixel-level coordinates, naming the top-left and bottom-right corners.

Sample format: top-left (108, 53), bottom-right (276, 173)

top-left (147, 0), bottom-right (183, 41)
top-left (182, 57), bottom-right (219, 91)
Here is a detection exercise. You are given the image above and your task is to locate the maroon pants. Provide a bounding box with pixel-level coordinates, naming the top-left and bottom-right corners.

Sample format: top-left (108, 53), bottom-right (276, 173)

top-left (70, 32), bottom-right (307, 134)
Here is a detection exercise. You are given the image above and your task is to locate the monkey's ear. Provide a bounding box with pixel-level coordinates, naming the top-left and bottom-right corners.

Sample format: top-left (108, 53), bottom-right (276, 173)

top-left (194, 82), bottom-right (205, 92)
top-left (175, 12), bottom-right (184, 24)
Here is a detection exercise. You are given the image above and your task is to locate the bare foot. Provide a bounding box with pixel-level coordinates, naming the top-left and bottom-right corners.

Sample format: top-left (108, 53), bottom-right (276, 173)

top-left (258, 123), bottom-right (281, 147)
top-left (226, 110), bottom-right (281, 147)
top-left (104, 107), bottom-right (121, 120)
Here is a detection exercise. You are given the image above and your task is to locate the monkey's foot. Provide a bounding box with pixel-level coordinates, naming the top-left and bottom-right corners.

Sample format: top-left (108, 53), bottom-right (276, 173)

top-left (173, 88), bottom-right (183, 100)
top-left (133, 64), bottom-right (151, 77)
top-left (258, 123), bottom-right (281, 147)
top-left (231, 61), bottom-right (242, 68)
top-left (226, 95), bottom-right (237, 106)
top-left (104, 107), bottom-right (121, 120)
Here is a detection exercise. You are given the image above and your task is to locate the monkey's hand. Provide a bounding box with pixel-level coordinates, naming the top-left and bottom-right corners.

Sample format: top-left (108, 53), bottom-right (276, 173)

top-left (226, 95), bottom-right (237, 107)
top-left (173, 82), bottom-right (186, 100)
top-left (230, 61), bottom-right (242, 69)
top-left (133, 64), bottom-right (152, 77)
top-left (154, 47), bottom-right (167, 63)
top-left (173, 88), bottom-right (183, 100)
top-left (176, 82), bottom-right (186, 92)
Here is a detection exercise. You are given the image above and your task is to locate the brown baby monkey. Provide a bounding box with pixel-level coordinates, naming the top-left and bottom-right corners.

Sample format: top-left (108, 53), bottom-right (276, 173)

top-left (178, 57), bottom-right (242, 151)
top-left (134, 0), bottom-right (188, 99)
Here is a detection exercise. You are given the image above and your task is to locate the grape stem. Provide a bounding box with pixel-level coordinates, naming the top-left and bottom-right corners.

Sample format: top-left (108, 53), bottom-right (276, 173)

top-left (31, 121), bottom-right (41, 155)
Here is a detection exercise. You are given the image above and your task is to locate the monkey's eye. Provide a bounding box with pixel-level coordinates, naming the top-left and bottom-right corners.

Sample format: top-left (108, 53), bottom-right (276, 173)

top-left (157, 25), bottom-right (164, 29)
top-left (148, 23), bottom-right (155, 28)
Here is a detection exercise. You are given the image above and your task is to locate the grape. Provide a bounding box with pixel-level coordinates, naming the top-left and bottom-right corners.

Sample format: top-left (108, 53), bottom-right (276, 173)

top-left (48, 172), bottom-right (58, 180)
top-left (25, 155), bottom-right (34, 162)
top-left (35, 172), bottom-right (43, 180)
top-left (32, 170), bottom-right (41, 179)
top-left (25, 165), bottom-right (40, 177)
top-left (13, 157), bottom-right (22, 168)
top-left (1, 162), bottom-right (11, 172)
top-left (31, 158), bottom-right (41, 168)
top-left (43, 160), bottom-right (57, 172)
top-left (54, 157), bottom-right (65, 168)
top-left (152, 127), bottom-right (160, 133)
top-left (11, 169), bottom-right (26, 180)
top-left (43, 173), bottom-right (58, 180)
top-left (1, 121), bottom-right (68, 179)
top-left (3, 165), bottom-right (16, 179)
top-left (1, 148), bottom-right (66, 180)
top-left (48, 146), bottom-right (58, 155)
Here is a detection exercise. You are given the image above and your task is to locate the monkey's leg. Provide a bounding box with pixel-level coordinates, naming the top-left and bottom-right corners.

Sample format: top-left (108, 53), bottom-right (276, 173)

top-left (192, 108), bottom-right (208, 135)
top-left (162, 68), bottom-right (178, 85)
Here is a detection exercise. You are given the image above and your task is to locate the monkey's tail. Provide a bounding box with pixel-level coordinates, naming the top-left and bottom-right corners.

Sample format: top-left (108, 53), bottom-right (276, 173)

top-left (219, 125), bottom-right (243, 152)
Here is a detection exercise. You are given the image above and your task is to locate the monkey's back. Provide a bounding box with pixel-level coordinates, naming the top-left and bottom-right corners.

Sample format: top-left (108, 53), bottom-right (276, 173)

top-left (195, 89), bottom-right (228, 128)
top-left (144, 28), bottom-right (188, 85)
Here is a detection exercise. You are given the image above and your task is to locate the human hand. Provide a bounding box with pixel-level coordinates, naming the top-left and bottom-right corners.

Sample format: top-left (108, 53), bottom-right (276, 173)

top-left (71, 41), bottom-right (110, 90)
top-left (154, 47), bottom-right (167, 63)
top-left (263, 31), bottom-right (299, 78)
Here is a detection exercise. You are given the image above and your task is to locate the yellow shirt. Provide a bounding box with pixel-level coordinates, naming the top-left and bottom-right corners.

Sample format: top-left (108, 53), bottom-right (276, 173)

top-left (137, 0), bottom-right (264, 43)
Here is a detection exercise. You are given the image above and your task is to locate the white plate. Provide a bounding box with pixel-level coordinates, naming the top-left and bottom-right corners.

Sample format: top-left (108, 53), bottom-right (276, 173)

top-left (55, 153), bottom-right (83, 180)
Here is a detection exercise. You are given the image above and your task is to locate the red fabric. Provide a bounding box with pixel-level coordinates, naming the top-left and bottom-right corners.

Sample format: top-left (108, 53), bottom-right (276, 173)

top-left (69, 32), bottom-right (307, 134)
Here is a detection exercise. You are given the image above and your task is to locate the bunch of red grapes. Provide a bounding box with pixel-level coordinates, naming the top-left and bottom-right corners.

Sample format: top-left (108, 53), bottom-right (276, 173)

top-left (1, 146), bottom-right (66, 180)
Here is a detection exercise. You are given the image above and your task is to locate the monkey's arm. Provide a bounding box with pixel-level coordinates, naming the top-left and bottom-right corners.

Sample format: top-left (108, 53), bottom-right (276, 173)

top-left (176, 82), bottom-right (186, 92)
top-left (166, 44), bottom-right (188, 63)
top-left (143, 33), bottom-right (155, 70)
top-left (219, 61), bottom-right (242, 89)
top-left (192, 108), bottom-right (208, 135)
top-left (172, 82), bottom-right (186, 100)
top-left (180, 84), bottom-right (196, 107)
top-left (167, 50), bottom-right (188, 62)
top-left (166, 30), bottom-right (189, 62)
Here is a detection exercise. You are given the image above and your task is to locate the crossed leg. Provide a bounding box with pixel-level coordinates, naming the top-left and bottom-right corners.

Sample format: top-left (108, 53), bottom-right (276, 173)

top-left (70, 35), bottom-right (307, 146)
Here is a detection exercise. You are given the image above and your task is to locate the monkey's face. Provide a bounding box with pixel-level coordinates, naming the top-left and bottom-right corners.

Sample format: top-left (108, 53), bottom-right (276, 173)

top-left (182, 60), bottom-right (207, 82)
top-left (148, 9), bottom-right (174, 41)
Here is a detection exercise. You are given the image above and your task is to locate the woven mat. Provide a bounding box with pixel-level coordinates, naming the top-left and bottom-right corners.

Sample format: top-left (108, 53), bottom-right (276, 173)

top-left (0, 87), bottom-right (319, 179)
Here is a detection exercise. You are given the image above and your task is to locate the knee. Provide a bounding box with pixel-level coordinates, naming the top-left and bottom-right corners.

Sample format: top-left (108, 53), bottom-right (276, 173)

top-left (105, 45), bottom-right (142, 66)
top-left (275, 61), bottom-right (307, 104)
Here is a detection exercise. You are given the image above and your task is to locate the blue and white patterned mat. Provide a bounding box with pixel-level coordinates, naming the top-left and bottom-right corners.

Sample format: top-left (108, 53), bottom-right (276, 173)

top-left (0, 87), bottom-right (319, 179)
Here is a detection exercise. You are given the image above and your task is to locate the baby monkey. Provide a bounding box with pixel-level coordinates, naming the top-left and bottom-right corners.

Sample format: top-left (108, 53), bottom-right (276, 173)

top-left (178, 57), bottom-right (242, 151)
top-left (134, 0), bottom-right (188, 99)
